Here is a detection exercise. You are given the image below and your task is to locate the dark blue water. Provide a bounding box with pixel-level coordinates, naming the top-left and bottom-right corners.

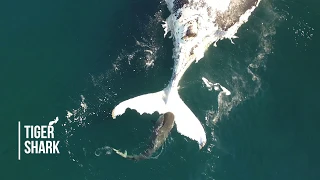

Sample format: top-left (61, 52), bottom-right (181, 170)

top-left (1, 0), bottom-right (319, 179)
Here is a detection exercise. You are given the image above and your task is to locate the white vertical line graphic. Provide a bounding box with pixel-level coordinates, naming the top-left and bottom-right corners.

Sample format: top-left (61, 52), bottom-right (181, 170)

top-left (18, 121), bottom-right (21, 160)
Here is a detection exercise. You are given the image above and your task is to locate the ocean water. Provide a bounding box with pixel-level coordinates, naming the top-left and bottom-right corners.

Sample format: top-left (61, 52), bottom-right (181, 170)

top-left (1, 0), bottom-right (319, 179)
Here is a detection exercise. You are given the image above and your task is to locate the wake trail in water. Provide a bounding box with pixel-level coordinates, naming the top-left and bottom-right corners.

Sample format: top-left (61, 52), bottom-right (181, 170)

top-left (200, 1), bottom-right (292, 179)
top-left (203, 0), bottom-right (282, 125)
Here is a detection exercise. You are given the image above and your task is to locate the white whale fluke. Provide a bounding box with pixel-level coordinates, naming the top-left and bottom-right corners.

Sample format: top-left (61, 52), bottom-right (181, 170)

top-left (112, 0), bottom-right (261, 149)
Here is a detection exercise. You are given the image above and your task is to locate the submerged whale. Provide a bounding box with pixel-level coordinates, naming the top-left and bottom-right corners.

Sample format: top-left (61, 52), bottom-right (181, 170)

top-left (112, 0), bottom-right (262, 148)
top-left (112, 112), bottom-right (175, 161)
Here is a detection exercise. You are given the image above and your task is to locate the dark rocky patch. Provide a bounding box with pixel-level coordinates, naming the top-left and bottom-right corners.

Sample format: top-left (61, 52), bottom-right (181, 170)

top-left (186, 25), bottom-right (197, 37)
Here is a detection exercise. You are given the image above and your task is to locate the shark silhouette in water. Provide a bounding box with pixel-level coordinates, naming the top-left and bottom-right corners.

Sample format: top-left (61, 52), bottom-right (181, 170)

top-left (112, 112), bottom-right (175, 161)
top-left (112, 0), bottom-right (262, 149)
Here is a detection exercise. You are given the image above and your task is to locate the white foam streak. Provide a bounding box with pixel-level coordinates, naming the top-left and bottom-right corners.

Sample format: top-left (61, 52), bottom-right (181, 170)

top-left (202, 77), bottom-right (231, 96)
top-left (80, 95), bottom-right (87, 113)
top-left (48, 116), bottom-right (59, 126)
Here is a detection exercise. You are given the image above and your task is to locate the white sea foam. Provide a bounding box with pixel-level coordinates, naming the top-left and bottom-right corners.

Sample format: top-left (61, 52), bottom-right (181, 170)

top-left (48, 116), bottom-right (59, 126)
top-left (113, 10), bottom-right (165, 72)
top-left (202, 1), bottom-right (285, 178)
top-left (94, 146), bottom-right (113, 156)
top-left (56, 5), bottom-right (167, 179)
top-left (201, 0), bottom-right (284, 125)
top-left (65, 95), bottom-right (89, 127)
top-left (202, 77), bottom-right (231, 96)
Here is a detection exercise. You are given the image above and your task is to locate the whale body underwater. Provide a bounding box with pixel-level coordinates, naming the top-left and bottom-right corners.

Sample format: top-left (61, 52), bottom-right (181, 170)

top-left (112, 0), bottom-right (262, 149)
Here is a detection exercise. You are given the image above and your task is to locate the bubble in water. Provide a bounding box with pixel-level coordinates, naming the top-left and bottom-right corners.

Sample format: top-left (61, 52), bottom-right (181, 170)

top-left (95, 146), bottom-right (113, 157)
top-left (94, 149), bottom-right (102, 157)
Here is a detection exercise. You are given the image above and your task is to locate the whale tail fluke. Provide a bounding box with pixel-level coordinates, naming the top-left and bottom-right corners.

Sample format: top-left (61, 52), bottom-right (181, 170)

top-left (167, 90), bottom-right (207, 148)
top-left (112, 90), bottom-right (168, 119)
top-left (111, 87), bottom-right (207, 149)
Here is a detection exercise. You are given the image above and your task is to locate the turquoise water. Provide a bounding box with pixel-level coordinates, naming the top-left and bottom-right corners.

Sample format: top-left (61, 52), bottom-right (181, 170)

top-left (1, 0), bottom-right (319, 179)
